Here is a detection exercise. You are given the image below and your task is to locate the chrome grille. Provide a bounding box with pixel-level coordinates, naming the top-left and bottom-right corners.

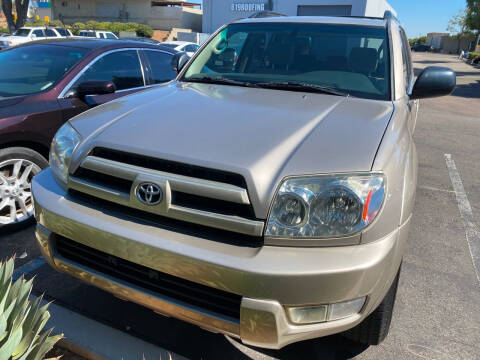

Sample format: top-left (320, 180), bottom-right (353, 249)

top-left (68, 149), bottom-right (264, 237)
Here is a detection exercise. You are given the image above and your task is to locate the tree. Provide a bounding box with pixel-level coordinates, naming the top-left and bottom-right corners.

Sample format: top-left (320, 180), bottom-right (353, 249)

top-left (408, 36), bottom-right (427, 46)
top-left (466, 0), bottom-right (480, 32)
top-left (447, 9), bottom-right (468, 35)
top-left (447, 9), bottom-right (469, 53)
top-left (1, 0), bottom-right (30, 33)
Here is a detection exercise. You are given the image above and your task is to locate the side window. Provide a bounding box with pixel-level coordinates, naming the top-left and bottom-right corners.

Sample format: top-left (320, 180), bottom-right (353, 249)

top-left (45, 29), bottom-right (57, 37)
top-left (143, 50), bottom-right (176, 84)
top-left (399, 28), bottom-right (413, 92)
top-left (106, 33), bottom-right (116, 39)
top-left (33, 30), bottom-right (44, 37)
top-left (74, 50), bottom-right (144, 91)
top-left (99, 33), bottom-right (105, 39)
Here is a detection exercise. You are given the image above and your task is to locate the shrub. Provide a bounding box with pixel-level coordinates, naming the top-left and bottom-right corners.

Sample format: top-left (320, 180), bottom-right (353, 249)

top-left (0, 28), bottom-right (9, 34)
top-left (0, 258), bottom-right (62, 359)
top-left (68, 21), bottom-right (154, 37)
top-left (135, 24), bottom-right (154, 38)
top-left (468, 51), bottom-right (480, 60)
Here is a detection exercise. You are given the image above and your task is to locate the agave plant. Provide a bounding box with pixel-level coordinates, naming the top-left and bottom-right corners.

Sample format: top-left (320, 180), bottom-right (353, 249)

top-left (0, 258), bottom-right (62, 360)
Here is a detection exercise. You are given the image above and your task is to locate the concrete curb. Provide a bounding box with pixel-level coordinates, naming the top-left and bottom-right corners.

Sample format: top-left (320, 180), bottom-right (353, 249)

top-left (32, 295), bottom-right (188, 360)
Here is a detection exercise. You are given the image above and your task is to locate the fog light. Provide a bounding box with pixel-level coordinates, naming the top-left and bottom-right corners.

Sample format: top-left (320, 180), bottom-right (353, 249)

top-left (287, 297), bottom-right (366, 325)
top-left (287, 305), bottom-right (328, 324)
top-left (328, 297), bottom-right (366, 321)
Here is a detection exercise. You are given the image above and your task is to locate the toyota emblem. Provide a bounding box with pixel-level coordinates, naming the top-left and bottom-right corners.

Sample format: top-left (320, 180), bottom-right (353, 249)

top-left (136, 182), bottom-right (163, 206)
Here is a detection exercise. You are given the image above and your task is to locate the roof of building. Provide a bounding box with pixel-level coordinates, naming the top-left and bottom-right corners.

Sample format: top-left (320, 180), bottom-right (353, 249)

top-left (235, 15), bottom-right (387, 27)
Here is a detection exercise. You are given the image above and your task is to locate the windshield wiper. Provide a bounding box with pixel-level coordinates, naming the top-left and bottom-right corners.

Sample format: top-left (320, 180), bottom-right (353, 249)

top-left (184, 76), bottom-right (259, 88)
top-left (256, 81), bottom-right (349, 97)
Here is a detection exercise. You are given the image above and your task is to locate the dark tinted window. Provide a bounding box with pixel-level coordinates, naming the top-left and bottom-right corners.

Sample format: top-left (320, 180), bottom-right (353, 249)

top-left (74, 50), bottom-right (144, 91)
top-left (33, 29), bottom-right (44, 37)
top-left (13, 29), bottom-right (30, 37)
top-left (144, 50), bottom-right (176, 84)
top-left (0, 44), bottom-right (88, 97)
top-left (99, 33), bottom-right (105, 39)
top-left (184, 23), bottom-right (391, 100)
top-left (45, 29), bottom-right (57, 37)
top-left (56, 28), bottom-right (69, 36)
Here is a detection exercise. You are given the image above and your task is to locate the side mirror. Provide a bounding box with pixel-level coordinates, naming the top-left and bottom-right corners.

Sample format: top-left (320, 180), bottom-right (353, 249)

top-left (410, 66), bottom-right (456, 100)
top-left (171, 52), bottom-right (190, 74)
top-left (77, 81), bottom-right (116, 101)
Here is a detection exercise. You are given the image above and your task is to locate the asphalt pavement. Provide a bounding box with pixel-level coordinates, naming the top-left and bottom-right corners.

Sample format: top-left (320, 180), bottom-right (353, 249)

top-left (1, 52), bottom-right (479, 360)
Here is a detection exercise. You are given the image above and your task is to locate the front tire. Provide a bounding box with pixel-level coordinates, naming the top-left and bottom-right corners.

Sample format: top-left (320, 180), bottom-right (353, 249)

top-left (342, 264), bottom-right (401, 346)
top-left (0, 147), bottom-right (48, 231)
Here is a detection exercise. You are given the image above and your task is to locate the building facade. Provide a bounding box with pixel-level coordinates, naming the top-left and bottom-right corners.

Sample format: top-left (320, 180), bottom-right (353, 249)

top-left (51, 0), bottom-right (202, 31)
top-left (202, 0), bottom-right (396, 34)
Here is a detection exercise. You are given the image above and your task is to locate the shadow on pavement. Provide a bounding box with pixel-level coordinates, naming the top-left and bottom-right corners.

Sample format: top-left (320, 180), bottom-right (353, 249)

top-left (413, 59), bottom-right (452, 64)
top-left (451, 80), bottom-right (480, 99)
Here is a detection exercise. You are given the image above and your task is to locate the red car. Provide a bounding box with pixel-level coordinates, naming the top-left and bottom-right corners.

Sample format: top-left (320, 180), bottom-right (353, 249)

top-left (0, 39), bottom-right (179, 229)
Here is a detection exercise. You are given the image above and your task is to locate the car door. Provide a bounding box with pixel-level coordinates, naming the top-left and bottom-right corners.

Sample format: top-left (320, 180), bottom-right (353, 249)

top-left (140, 49), bottom-right (177, 85)
top-left (399, 28), bottom-right (418, 134)
top-left (57, 49), bottom-right (147, 121)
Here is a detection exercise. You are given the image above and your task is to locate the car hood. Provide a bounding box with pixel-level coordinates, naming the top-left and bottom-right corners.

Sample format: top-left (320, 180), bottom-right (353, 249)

top-left (70, 82), bottom-right (394, 218)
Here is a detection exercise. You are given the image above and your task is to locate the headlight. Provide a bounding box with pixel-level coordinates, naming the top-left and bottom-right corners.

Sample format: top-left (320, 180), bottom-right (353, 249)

top-left (265, 173), bottom-right (385, 239)
top-left (49, 122), bottom-right (81, 187)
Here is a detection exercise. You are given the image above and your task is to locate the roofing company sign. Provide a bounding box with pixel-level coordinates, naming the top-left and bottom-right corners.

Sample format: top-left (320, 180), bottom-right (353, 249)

top-left (231, 3), bottom-right (266, 12)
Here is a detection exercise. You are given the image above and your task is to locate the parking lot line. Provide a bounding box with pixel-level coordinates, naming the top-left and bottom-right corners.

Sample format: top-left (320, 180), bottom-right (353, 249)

top-left (12, 257), bottom-right (46, 280)
top-left (444, 154), bottom-right (480, 286)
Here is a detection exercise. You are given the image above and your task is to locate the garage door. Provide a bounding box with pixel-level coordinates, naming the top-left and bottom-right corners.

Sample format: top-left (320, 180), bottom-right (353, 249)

top-left (297, 5), bottom-right (352, 16)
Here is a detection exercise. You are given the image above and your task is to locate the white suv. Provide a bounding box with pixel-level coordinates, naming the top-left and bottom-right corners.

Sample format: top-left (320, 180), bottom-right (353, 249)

top-left (1, 26), bottom-right (72, 47)
top-left (78, 30), bottom-right (118, 39)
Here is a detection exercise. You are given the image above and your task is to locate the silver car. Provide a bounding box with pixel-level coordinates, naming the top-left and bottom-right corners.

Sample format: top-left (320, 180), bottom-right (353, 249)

top-left (32, 12), bottom-right (455, 349)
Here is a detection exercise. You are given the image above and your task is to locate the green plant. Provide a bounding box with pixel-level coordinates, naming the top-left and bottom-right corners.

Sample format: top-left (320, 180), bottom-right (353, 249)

top-left (67, 21), bottom-right (153, 37)
top-left (135, 24), bottom-right (154, 38)
top-left (0, 28), bottom-right (9, 34)
top-left (0, 258), bottom-right (62, 360)
top-left (468, 51), bottom-right (480, 59)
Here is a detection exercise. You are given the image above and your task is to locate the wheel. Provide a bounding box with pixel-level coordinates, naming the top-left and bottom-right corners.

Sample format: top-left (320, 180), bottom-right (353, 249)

top-left (342, 264), bottom-right (401, 346)
top-left (0, 147), bottom-right (48, 230)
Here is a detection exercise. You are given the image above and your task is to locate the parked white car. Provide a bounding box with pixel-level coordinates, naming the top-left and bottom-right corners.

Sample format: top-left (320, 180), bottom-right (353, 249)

top-left (161, 41), bottom-right (200, 57)
top-left (1, 26), bottom-right (72, 47)
top-left (78, 30), bottom-right (118, 39)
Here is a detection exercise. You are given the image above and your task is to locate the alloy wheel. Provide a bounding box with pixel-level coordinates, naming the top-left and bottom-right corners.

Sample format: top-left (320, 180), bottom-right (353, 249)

top-left (0, 159), bottom-right (41, 225)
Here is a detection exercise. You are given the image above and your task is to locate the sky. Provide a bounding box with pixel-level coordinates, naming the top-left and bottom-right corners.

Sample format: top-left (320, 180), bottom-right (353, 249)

top-left (389, 0), bottom-right (466, 38)
top-left (196, 0), bottom-right (466, 39)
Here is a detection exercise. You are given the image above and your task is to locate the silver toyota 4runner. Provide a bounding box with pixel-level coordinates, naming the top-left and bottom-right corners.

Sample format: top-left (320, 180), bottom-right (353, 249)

top-left (32, 12), bottom-right (455, 349)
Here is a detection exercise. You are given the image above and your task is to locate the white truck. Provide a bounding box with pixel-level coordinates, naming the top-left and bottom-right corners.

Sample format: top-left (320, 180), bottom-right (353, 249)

top-left (1, 26), bottom-right (73, 47)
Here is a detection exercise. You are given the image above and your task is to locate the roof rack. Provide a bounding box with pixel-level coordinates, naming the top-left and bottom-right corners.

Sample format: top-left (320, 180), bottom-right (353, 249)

top-left (248, 11), bottom-right (287, 19)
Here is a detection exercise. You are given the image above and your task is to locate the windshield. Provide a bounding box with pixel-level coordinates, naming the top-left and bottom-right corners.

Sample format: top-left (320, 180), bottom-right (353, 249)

top-left (13, 29), bottom-right (31, 37)
top-left (0, 44), bottom-right (89, 98)
top-left (183, 22), bottom-right (391, 100)
top-left (162, 43), bottom-right (179, 49)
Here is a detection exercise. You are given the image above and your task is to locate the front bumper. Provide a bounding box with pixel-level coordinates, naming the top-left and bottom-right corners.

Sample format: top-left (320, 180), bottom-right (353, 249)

top-left (33, 169), bottom-right (408, 349)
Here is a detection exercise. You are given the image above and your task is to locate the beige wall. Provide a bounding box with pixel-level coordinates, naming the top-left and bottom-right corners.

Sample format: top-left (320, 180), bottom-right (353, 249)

top-left (52, 0), bottom-right (202, 31)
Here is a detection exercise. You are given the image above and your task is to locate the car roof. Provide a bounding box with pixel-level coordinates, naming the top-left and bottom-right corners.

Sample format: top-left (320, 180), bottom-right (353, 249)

top-left (12, 38), bottom-right (178, 53)
top-left (234, 15), bottom-right (387, 27)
